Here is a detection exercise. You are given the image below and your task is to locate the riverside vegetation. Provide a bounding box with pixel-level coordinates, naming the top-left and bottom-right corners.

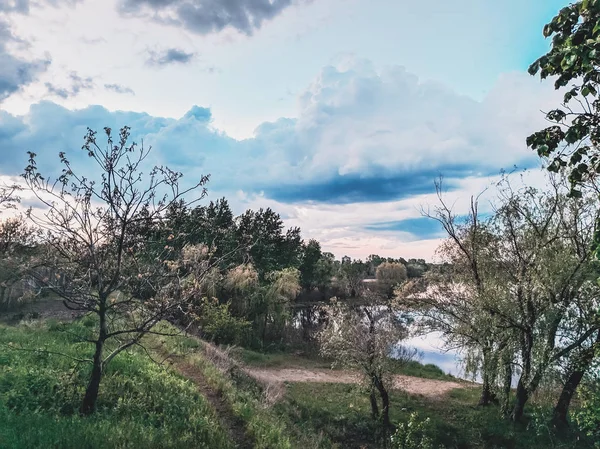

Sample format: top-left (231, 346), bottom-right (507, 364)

top-left (3, 2), bottom-right (600, 448)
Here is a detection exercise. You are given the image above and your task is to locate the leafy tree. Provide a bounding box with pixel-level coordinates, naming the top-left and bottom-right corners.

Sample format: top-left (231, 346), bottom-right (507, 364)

top-left (406, 179), bottom-right (504, 407)
top-left (0, 216), bottom-right (39, 309)
top-left (375, 261), bottom-right (407, 298)
top-left (406, 175), bottom-right (600, 422)
top-left (252, 267), bottom-right (301, 347)
top-left (22, 126), bottom-right (211, 415)
top-left (340, 259), bottom-right (367, 297)
top-left (319, 297), bottom-right (414, 430)
top-left (299, 239), bottom-right (323, 291)
top-left (527, 0), bottom-right (600, 194)
top-left (236, 208), bottom-right (302, 277)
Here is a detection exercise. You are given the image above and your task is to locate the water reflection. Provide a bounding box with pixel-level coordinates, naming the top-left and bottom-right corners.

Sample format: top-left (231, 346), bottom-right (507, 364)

top-left (402, 332), bottom-right (468, 379)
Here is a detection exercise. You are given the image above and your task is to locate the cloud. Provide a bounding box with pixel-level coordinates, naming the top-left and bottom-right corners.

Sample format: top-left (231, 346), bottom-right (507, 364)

top-left (118, 0), bottom-right (298, 36)
top-left (45, 72), bottom-right (94, 98)
top-left (0, 20), bottom-right (51, 101)
top-left (145, 48), bottom-right (195, 66)
top-left (0, 0), bottom-right (86, 102)
top-left (0, 1), bottom-right (81, 13)
top-left (0, 59), bottom-right (560, 202)
top-left (104, 83), bottom-right (135, 95)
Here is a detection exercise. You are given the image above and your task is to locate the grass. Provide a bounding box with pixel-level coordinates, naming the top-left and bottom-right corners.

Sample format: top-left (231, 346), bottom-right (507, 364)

top-left (0, 313), bottom-right (593, 449)
top-left (153, 324), bottom-right (332, 449)
top-left (279, 382), bottom-right (595, 449)
top-left (232, 346), bottom-right (456, 381)
top-left (0, 318), bottom-right (233, 449)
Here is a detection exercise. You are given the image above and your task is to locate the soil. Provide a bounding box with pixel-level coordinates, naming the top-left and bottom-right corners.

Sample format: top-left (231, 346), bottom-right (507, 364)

top-left (244, 367), bottom-right (469, 399)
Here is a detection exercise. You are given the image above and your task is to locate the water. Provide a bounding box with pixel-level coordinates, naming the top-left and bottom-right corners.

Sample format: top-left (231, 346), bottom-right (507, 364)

top-left (402, 331), bottom-right (469, 379)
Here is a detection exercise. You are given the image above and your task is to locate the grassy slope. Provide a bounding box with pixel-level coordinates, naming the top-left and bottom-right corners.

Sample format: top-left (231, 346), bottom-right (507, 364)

top-left (0, 318), bottom-right (233, 449)
top-left (153, 325), bottom-right (332, 449)
top-left (1, 314), bottom-right (593, 449)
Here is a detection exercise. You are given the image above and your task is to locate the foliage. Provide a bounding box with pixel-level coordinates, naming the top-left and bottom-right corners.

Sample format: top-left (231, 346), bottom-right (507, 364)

top-left (195, 297), bottom-right (250, 345)
top-left (0, 216), bottom-right (40, 310)
top-left (403, 174), bottom-right (600, 422)
top-left (376, 261), bottom-right (408, 298)
top-left (282, 382), bottom-right (593, 449)
top-left (155, 326), bottom-right (327, 449)
top-left (318, 298), bottom-right (413, 428)
top-left (299, 239), bottom-right (334, 292)
top-left (390, 412), bottom-right (435, 449)
top-left (574, 370), bottom-right (600, 446)
top-left (527, 0), bottom-right (600, 194)
top-left (0, 321), bottom-right (232, 449)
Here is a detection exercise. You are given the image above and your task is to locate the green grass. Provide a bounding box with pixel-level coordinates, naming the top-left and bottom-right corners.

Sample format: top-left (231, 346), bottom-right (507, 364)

top-left (0, 319), bottom-right (233, 449)
top-left (155, 324), bottom-right (334, 449)
top-left (279, 382), bottom-right (595, 449)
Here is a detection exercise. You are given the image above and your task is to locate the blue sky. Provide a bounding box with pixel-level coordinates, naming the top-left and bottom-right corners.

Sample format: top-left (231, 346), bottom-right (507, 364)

top-left (0, 0), bottom-right (570, 260)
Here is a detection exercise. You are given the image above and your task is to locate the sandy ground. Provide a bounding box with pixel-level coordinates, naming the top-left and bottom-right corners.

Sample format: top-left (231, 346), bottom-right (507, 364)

top-left (244, 367), bottom-right (470, 399)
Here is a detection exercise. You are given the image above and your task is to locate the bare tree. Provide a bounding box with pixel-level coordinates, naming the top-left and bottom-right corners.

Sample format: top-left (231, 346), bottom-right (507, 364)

top-left (0, 183), bottom-right (21, 212)
top-left (21, 126), bottom-right (211, 415)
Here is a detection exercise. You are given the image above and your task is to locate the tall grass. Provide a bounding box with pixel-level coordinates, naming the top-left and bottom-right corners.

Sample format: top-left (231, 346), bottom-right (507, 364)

top-left (0, 319), bottom-right (233, 449)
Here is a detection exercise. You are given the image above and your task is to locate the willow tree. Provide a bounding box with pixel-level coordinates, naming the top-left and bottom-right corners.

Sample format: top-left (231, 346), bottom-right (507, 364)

top-left (22, 126), bottom-right (210, 415)
top-left (318, 297), bottom-right (413, 430)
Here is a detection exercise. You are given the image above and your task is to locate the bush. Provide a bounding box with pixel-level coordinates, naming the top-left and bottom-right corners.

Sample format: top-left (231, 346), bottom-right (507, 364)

top-left (574, 373), bottom-right (600, 447)
top-left (390, 412), bottom-right (435, 449)
top-left (197, 298), bottom-right (251, 345)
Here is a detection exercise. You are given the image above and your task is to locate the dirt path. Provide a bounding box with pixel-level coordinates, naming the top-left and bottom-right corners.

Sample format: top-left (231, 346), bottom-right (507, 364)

top-left (245, 367), bottom-right (468, 399)
top-left (158, 351), bottom-right (254, 449)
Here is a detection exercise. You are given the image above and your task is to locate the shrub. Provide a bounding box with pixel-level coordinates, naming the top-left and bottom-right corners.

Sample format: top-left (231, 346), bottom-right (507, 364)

top-left (390, 412), bottom-right (435, 449)
top-left (197, 298), bottom-right (251, 345)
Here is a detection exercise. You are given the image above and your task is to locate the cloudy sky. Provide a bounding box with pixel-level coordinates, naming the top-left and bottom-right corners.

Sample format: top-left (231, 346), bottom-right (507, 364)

top-left (0, 0), bottom-right (570, 261)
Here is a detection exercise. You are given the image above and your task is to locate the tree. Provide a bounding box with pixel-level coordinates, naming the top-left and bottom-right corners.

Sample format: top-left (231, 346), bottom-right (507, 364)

top-left (491, 178), bottom-right (600, 421)
top-left (375, 261), bottom-right (407, 298)
top-left (340, 259), bottom-right (368, 298)
top-left (527, 0), bottom-right (600, 195)
top-left (236, 208), bottom-right (303, 277)
top-left (299, 239), bottom-right (323, 291)
top-left (0, 183), bottom-right (20, 212)
top-left (0, 216), bottom-right (39, 310)
top-left (22, 126), bottom-right (211, 415)
top-left (406, 175), bottom-right (600, 422)
top-left (253, 267), bottom-right (301, 346)
top-left (407, 178), bottom-right (505, 407)
top-left (318, 297), bottom-right (414, 430)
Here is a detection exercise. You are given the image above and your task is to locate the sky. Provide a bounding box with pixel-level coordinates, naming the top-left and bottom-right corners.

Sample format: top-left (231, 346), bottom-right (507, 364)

top-left (0, 0), bottom-right (572, 261)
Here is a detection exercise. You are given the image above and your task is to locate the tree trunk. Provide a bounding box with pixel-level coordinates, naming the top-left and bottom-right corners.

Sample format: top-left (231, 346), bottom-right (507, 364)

top-left (478, 349), bottom-right (497, 406)
top-left (511, 380), bottom-right (528, 422)
top-left (500, 360), bottom-right (512, 416)
top-left (262, 313), bottom-right (268, 348)
top-left (374, 377), bottom-right (390, 429)
top-left (80, 301), bottom-right (107, 416)
top-left (551, 332), bottom-right (599, 427)
top-left (552, 369), bottom-right (585, 428)
top-left (369, 387), bottom-right (379, 419)
top-left (80, 339), bottom-right (104, 415)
